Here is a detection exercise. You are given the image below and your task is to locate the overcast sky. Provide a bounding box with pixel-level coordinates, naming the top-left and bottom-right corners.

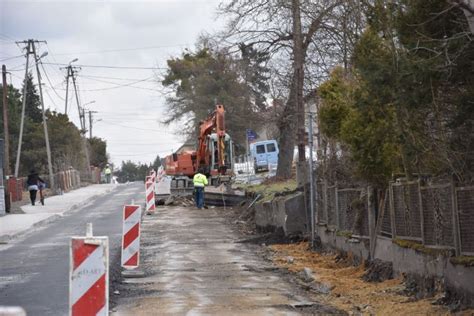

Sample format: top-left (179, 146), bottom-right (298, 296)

top-left (0, 0), bottom-right (225, 167)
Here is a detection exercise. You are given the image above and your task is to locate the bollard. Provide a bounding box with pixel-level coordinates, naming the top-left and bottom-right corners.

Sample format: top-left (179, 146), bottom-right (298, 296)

top-left (145, 180), bottom-right (155, 214)
top-left (69, 224), bottom-right (109, 316)
top-left (121, 205), bottom-right (141, 268)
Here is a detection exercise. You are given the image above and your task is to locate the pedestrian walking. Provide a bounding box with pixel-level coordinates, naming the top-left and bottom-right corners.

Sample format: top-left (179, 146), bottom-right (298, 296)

top-left (104, 164), bottom-right (112, 184)
top-left (193, 168), bottom-right (208, 209)
top-left (27, 170), bottom-right (45, 206)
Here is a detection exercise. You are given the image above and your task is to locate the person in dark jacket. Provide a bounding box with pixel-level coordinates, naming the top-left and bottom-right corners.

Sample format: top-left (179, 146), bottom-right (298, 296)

top-left (27, 170), bottom-right (45, 206)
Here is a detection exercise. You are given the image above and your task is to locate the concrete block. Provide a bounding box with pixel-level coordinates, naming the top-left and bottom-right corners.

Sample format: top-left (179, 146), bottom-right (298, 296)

top-left (282, 192), bottom-right (307, 235)
top-left (255, 201), bottom-right (278, 232)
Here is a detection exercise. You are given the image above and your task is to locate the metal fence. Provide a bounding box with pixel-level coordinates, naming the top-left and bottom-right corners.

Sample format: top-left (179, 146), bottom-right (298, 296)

top-left (314, 179), bottom-right (474, 256)
top-left (316, 183), bottom-right (370, 238)
top-left (7, 169), bottom-right (83, 202)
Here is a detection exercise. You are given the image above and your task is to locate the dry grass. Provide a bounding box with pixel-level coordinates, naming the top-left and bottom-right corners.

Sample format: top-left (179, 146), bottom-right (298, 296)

top-left (270, 242), bottom-right (473, 315)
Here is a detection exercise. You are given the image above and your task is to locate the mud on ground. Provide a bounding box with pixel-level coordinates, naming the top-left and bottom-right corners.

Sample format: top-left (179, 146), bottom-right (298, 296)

top-left (225, 204), bottom-right (474, 316)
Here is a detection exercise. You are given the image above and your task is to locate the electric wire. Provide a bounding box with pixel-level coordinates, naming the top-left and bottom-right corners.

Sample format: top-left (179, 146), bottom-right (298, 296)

top-left (49, 43), bottom-right (188, 56)
top-left (98, 120), bottom-right (173, 133)
top-left (39, 61), bottom-right (65, 101)
top-left (41, 62), bottom-right (165, 70)
top-left (0, 54), bottom-right (24, 62)
top-left (78, 76), bottom-right (157, 92)
top-left (80, 74), bottom-right (156, 82)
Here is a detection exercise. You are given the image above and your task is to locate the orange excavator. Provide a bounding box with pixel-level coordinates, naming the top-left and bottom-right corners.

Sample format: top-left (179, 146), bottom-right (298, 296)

top-left (164, 104), bottom-right (234, 194)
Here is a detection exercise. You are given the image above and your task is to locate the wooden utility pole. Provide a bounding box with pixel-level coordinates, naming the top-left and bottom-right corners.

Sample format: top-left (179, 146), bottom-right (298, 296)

top-left (31, 42), bottom-right (55, 191)
top-left (2, 65), bottom-right (10, 175)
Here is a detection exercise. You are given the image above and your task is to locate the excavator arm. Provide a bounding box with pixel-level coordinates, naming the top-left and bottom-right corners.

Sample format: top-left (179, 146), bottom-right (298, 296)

top-left (196, 104), bottom-right (226, 175)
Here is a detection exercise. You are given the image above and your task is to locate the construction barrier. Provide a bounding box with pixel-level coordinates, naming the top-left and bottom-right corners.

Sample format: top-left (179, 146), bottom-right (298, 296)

top-left (70, 224), bottom-right (108, 316)
top-left (145, 180), bottom-right (155, 214)
top-left (121, 205), bottom-right (141, 268)
top-left (157, 166), bottom-right (164, 182)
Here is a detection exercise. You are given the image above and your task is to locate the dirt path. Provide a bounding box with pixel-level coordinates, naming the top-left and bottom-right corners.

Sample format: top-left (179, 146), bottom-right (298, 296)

top-left (112, 206), bottom-right (341, 315)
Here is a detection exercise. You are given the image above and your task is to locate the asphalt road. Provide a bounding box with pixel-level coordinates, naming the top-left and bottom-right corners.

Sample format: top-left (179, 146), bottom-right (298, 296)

top-left (0, 182), bottom-right (144, 316)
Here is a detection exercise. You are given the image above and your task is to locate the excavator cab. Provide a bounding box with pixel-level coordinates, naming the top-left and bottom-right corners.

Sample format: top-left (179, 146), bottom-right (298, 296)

top-left (207, 133), bottom-right (234, 185)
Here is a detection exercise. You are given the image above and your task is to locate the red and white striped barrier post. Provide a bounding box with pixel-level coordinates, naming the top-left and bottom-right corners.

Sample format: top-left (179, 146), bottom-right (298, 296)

top-left (121, 204), bottom-right (141, 268)
top-left (150, 170), bottom-right (156, 183)
top-left (145, 180), bottom-right (155, 214)
top-left (70, 223), bottom-right (108, 316)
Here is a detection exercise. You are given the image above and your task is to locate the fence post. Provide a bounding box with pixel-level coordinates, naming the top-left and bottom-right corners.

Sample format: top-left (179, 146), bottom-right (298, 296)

top-left (389, 181), bottom-right (397, 240)
top-left (334, 182), bottom-right (339, 229)
top-left (451, 183), bottom-right (461, 256)
top-left (323, 180), bottom-right (328, 226)
top-left (368, 186), bottom-right (376, 259)
top-left (417, 179), bottom-right (426, 245)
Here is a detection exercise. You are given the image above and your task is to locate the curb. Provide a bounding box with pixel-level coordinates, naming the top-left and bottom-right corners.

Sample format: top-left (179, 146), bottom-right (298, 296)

top-left (0, 185), bottom-right (120, 243)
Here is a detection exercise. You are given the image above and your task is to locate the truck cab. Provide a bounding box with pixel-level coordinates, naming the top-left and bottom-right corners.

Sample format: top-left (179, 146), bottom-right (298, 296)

top-left (249, 140), bottom-right (279, 172)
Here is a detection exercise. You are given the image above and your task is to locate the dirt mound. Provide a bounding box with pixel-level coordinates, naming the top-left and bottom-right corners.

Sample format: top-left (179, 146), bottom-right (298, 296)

top-left (362, 259), bottom-right (393, 282)
top-left (163, 195), bottom-right (195, 207)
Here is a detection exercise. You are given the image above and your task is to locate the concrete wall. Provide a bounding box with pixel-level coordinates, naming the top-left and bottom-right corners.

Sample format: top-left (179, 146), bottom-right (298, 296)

top-left (316, 226), bottom-right (474, 305)
top-left (255, 192), bottom-right (307, 235)
top-left (254, 193), bottom-right (474, 306)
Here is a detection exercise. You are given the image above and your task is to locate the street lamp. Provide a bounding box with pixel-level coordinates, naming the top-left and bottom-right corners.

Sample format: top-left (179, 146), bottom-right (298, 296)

top-left (69, 58), bottom-right (78, 64)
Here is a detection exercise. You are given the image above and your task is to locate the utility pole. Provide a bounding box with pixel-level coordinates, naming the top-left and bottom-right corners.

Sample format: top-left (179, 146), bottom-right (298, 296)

top-left (62, 58), bottom-right (78, 114)
top-left (64, 66), bottom-right (71, 114)
top-left (2, 65), bottom-right (10, 175)
top-left (14, 40), bottom-right (33, 177)
top-left (69, 66), bottom-right (91, 172)
top-left (88, 110), bottom-right (98, 139)
top-left (31, 42), bottom-right (55, 191)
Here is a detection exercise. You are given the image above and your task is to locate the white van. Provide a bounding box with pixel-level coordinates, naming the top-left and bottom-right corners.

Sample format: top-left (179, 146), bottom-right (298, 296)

top-left (249, 140), bottom-right (279, 172)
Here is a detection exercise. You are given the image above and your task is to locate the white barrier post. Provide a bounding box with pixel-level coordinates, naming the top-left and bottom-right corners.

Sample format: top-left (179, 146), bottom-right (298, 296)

top-left (121, 204), bottom-right (141, 268)
top-left (69, 223), bottom-right (109, 316)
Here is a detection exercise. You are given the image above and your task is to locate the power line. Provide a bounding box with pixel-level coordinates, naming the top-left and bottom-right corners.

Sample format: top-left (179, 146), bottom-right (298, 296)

top-left (0, 54), bottom-right (24, 62)
top-left (44, 43), bottom-right (68, 77)
top-left (42, 62), bottom-right (165, 70)
top-left (78, 76), bottom-right (157, 92)
top-left (107, 142), bottom-right (178, 145)
top-left (98, 120), bottom-right (173, 133)
top-left (39, 61), bottom-right (65, 101)
top-left (80, 74), bottom-right (156, 82)
top-left (49, 43), bottom-right (188, 56)
top-left (0, 33), bottom-right (17, 41)
top-left (43, 85), bottom-right (60, 111)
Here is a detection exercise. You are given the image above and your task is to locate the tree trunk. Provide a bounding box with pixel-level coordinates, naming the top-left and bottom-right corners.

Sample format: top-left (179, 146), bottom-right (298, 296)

top-left (276, 0), bottom-right (305, 180)
top-left (292, 0), bottom-right (306, 164)
top-left (276, 81), bottom-right (297, 179)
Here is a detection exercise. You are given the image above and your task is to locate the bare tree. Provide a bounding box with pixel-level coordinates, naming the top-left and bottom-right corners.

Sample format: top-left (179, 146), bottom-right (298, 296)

top-left (219, 0), bottom-right (350, 179)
